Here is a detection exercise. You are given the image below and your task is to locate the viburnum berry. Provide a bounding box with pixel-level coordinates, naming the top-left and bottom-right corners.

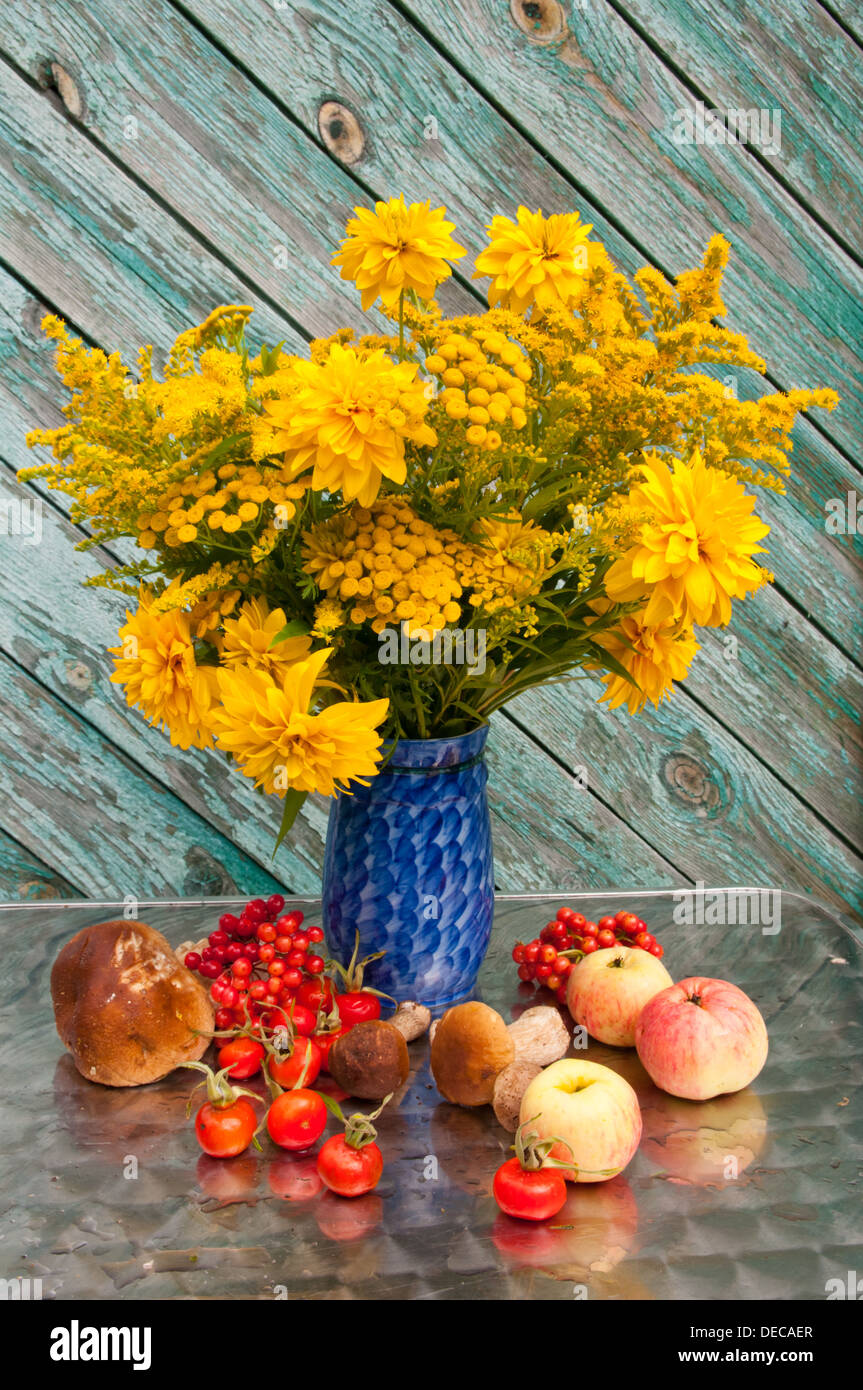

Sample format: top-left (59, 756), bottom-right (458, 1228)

top-left (512, 943), bottom-right (526, 963)
top-left (307, 926), bottom-right (324, 944)
top-left (184, 951), bottom-right (202, 972)
top-left (597, 928), bottom-right (616, 949)
top-left (267, 894), bottom-right (286, 916)
top-left (580, 938), bottom-right (598, 955)
top-left (517, 964), bottom-right (534, 982)
top-left (556, 907), bottom-right (576, 926)
top-left (581, 921), bottom-right (599, 939)
top-left (633, 931), bottom-right (651, 950)
top-left (219, 914), bottom-right (240, 934)
top-left (306, 955), bottom-right (326, 975)
top-left (598, 916), bottom-right (616, 933)
top-left (524, 941), bottom-right (541, 963)
top-left (649, 942), bottom-right (664, 958)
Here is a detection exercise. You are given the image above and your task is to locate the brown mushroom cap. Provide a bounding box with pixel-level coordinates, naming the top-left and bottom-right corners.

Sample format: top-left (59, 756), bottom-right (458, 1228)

top-left (328, 1019), bottom-right (409, 1100)
top-left (51, 919), bottom-right (213, 1087)
top-left (430, 1001), bottom-right (516, 1106)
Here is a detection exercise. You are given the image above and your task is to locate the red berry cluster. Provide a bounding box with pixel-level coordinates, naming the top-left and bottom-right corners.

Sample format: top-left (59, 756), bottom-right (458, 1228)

top-left (512, 906), bottom-right (663, 1004)
top-left (184, 895), bottom-right (326, 1033)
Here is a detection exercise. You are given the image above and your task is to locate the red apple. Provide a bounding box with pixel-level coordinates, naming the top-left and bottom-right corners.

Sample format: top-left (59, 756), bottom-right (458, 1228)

top-left (566, 943), bottom-right (673, 1046)
top-left (518, 1058), bottom-right (642, 1183)
top-left (635, 976), bottom-right (768, 1100)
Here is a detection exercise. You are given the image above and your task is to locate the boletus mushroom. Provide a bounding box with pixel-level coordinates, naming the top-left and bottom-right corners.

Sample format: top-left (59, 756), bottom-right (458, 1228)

top-left (430, 1001), bottom-right (516, 1107)
top-left (328, 1019), bottom-right (410, 1100)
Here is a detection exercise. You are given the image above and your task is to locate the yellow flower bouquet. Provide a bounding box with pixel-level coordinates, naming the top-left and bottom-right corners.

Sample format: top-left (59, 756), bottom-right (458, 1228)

top-left (24, 197), bottom-right (835, 1001)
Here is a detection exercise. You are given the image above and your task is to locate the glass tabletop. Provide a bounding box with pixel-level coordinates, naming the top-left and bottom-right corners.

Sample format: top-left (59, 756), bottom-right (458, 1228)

top-left (2, 890), bottom-right (861, 1301)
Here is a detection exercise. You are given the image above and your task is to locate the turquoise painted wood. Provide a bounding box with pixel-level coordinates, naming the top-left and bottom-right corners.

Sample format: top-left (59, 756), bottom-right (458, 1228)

top-left (0, 0), bottom-right (859, 916)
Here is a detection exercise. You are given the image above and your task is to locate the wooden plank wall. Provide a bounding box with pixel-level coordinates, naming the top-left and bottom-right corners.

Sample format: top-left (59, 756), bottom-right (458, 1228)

top-left (0, 0), bottom-right (860, 916)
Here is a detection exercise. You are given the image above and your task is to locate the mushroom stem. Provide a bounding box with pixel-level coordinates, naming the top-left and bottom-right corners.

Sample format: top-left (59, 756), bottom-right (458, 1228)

top-left (389, 1001), bottom-right (432, 1042)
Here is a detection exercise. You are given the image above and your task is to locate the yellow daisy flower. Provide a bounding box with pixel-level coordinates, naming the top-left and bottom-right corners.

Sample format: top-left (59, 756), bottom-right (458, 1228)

top-left (219, 596), bottom-right (311, 676)
top-left (261, 343), bottom-right (436, 507)
top-left (605, 450), bottom-right (770, 627)
top-left (109, 593), bottom-right (217, 750)
top-left (591, 605), bottom-right (700, 715)
top-left (332, 196), bottom-right (466, 310)
top-left (474, 207), bottom-right (594, 314)
top-left (212, 648), bottom-right (389, 797)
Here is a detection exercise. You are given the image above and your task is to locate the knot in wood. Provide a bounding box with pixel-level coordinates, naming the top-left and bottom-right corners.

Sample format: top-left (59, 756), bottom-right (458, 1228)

top-left (48, 61), bottom-right (86, 121)
top-left (318, 101), bottom-right (365, 165)
top-left (64, 660), bottom-right (94, 692)
top-left (509, 0), bottom-right (567, 43)
top-left (663, 753), bottom-right (723, 818)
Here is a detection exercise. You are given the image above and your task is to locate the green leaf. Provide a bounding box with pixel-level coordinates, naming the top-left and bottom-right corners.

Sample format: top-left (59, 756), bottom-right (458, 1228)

top-left (258, 340), bottom-right (287, 376)
top-left (272, 788), bottom-right (308, 857)
top-left (268, 620), bottom-right (310, 649)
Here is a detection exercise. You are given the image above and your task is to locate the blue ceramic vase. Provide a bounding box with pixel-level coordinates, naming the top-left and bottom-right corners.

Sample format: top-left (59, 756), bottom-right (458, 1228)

top-left (322, 725), bottom-right (494, 1009)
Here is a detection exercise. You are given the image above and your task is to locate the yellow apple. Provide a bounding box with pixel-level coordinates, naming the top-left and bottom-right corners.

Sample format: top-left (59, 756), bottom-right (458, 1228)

top-left (518, 1058), bottom-right (642, 1183)
top-left (567, 944), bottom-right (673, 1046)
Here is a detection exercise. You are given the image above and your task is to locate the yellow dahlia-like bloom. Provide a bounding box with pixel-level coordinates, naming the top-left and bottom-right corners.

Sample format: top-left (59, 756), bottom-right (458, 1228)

top-left (109, 594), bottom-right (218, 750)
top-left (219, 597), bottom-right (311, 677)
top-left (605, 450), bottom-right (770, 627)
top-left (212, 648), bottom-right (389, 797)
top-left (592, 607), bottom-right (700, 715)
top-left (474, 207), bottom-right (594, 314)
top-left (262, 343), bottom-right (436, 507)
top-left (332, 196), bottom-right (466, 311)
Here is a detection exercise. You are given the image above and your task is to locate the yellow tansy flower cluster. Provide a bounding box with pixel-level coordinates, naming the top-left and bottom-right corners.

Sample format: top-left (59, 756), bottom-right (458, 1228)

top-left (303, 501), bottom-right (465, 636)
top-left (136, 463), bottom-right (309, 549)
top-left (425, 327), bottom-right (531, 449)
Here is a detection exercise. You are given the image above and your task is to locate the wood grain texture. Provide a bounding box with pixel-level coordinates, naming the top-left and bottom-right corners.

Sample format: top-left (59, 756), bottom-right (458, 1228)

top-left (0, 61), bottom-right (302, 364)
top-left (511, 675), bottom-right (863, 918)
top-left (0, 0), bottom-right (472, 339)
top-left (610, 0), bottom-right (863, 239)
top-left (164, 0), bottom-right (863, 665)
top-left (182, 0), bottom-right (862, 457)
top-left (0, 830), bottom-right (82, 901)
top-left (0, 656), bottom-right (289, 900)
